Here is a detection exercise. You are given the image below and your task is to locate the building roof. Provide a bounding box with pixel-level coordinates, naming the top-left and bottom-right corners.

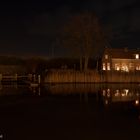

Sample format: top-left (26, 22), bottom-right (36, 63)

top-left (104, 48), bottom-right (140, 59)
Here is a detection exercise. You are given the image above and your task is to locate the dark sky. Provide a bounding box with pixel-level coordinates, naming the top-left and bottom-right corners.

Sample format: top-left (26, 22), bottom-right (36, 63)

top-left (0, 0), bottom-right (139, 57)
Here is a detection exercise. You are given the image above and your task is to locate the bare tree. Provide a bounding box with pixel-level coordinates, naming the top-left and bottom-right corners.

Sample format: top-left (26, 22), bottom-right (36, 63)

top-left (60, 11), bottom-right (106, 71)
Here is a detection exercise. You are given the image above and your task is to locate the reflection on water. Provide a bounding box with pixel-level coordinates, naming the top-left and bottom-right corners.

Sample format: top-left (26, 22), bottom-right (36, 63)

top-left (1, 83), bottom-right (140, 105)
top-left (0, 84), bottom-right (29, 96)
top-left (46, 83), bottom-right (140, 107)
top-left (0, 83), bottom-right (140, 140)
top-left (102, 88), bottom-right (140, 106)
top-left (46, 84), bottom-right (101, 94)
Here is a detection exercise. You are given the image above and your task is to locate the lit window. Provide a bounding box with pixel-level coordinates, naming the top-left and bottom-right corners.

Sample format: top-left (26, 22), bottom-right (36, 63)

top-left (136, 66), bottom-right (139, 70)
top-left (135, 54), bottom-right (139, 59)
top-left (107, 63), bottom-right (110, 70)
top-left (121, 63), bottom-right (129, 72)
top-left (129, 63), bottom-right (134, 70)
top-left (136, 65), bottom-right (140, 70)
top-left (115, 64), bottom-right (120, 71)
top-left (105, 54), bottom-right (108, 59)
top-left (103, 63), bottom-right (106, 70)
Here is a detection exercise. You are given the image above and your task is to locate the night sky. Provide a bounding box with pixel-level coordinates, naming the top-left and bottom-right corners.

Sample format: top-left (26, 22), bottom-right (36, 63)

top-left (0, 0), bottom-right (139, 57)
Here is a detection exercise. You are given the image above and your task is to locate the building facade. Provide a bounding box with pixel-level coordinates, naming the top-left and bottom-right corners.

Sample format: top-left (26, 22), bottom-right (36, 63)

top-left (102, 48), bottom-right (140, 72)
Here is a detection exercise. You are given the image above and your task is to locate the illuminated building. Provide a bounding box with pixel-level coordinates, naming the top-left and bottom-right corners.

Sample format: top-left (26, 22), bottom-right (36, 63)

top-left (101, 47), bottom-right (140, 72)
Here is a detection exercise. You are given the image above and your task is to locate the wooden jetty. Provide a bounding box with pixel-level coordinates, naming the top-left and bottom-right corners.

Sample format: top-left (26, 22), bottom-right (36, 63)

top-left (0, 74), bottom-right (41, 86)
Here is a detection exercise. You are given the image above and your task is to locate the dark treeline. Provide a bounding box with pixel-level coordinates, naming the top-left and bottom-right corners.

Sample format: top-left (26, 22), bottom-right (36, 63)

top-left (46, 57), bottom-right (97, 70)
top-left (0, 56), bottom-right (97, 74)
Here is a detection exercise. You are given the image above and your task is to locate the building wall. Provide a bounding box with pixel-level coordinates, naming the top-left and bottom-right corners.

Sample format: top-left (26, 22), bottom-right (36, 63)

top-left (102, 52), bottom-right (140, 72)
top-left (112, 59), bottom-right (140, 71)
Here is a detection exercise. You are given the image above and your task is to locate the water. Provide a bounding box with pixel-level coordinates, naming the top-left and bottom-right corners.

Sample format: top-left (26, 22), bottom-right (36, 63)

top-left (0, 84), bottom-right (140, 140)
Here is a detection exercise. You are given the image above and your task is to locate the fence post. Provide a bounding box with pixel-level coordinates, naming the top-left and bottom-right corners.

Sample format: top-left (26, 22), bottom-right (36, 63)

top-left (38, 75), bottom-right (41, 84)
top-left (0, 74), bottom-right (2, 83)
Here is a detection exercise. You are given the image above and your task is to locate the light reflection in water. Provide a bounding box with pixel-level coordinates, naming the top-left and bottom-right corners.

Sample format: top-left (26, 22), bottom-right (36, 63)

top-left (102, 87), bottom-right (140, 107)
top-left (0, 83), bottom-right (140, 108)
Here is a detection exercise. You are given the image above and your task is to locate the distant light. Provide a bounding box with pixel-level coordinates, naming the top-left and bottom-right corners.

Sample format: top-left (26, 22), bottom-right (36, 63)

top-left (105, 100), bottom-right (108, 105)
top-left (135, 100), bottom-right (139, 105)
top-left (107, 63), bottom-right (110, 70)
top-left (103, 90), bottom-right (106, 96)
top-left (107, 93), bottom-right (110, 97)
top-left (124, 89), bottom-right (129, 95)
top-left (135, 54), bottom-right (139, 59)
top-left (105, 54), bottom-right (108, 59)
top-left (103, 63), bottom-right (106, 70)
top-left (116, 66), bottom-right (120, 71)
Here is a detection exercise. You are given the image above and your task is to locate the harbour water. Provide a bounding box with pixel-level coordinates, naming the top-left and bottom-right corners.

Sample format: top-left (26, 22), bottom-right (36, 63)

top-left (0, 84), bottom-right (140, 140)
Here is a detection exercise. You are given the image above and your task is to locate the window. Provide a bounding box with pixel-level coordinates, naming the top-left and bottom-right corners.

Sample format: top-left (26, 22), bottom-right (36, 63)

top-left (121, 63), bottom-right (129, 72)
top-left (107, 63), bottom-right (110, 70)
top-left (136, 65), bottom-right (140, 70)
top-left (115, 63), bottom-right (120, 71)
top-left (135, 54), bottom-right (139, 59)
top-left (129, 63), bottom-right (135, 71)
top-left (105, 54), bottom-right (108, 59)
top-left (103, 63), bottom-right (106, 70)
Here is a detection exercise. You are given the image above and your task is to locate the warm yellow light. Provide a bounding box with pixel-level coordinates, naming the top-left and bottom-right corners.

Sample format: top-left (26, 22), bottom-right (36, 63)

top-left (124, 89), bottom-right (129, 95)
top-left (135, 54), bottom-right (139, 59)
top-left (103, 63), bottom-right (106, 70)
top-left (105, 54), bottom-right (108, 59)
top-left (116, 67), bottom-right (120, 71)
top-left (115, 64), bottom-right (120, 71)
top-left (121, 64), bottom-right (129, 72)
top-left (103, 90), bottom-right (106, 96)
top-left (107, 63), bottom-right (110, 70)
top-left (115, 90), bottom-right (120, 96)
top-left (105, 100), bottom-right (108, 105)
top-left (135, 100), bottom-right (139, 105)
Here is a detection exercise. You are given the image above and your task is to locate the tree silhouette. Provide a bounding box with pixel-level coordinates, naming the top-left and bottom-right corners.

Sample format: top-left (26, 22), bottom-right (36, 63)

top-left (60, 11), bottom-right (106, 71)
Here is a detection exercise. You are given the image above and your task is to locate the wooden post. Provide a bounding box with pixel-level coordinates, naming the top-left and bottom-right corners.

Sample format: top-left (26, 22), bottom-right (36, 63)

top-left (0, 74), bottom-right (2, 82)
top-left (15, 73), bottom-right (18, 81)
top-left (38, 75), bottom-right (41, 84)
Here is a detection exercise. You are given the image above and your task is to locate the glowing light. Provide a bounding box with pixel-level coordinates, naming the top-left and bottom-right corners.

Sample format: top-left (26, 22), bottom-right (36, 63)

top-left (103, 90), bottom-right (106, 96)
top-left (115, 64), bottom-right (120, 71)
top-left (105, 54), bottom-right (108, 59)
top-left (103, 63), bottom-right (106, 70)
top-left (121, 64), bottom-right (129, 72)
top-left (124, 89), bottom-right (129, 95)
top-left (121, 93), bottom-right (126, 97)
top-left (107, 89), bottom-right (110, 97)
top-left (115, 90), bottom-right (120, 96)
top-left (136, 65), bottom-right (140, 70)
top-left (107, 63), bottom-right (110, 70)
top-left (135, 100), bottom-right (139, 105)
top-left (116, 67), bottom-right (120, 71)
top-left (105, 100), bottom-right (108, 105)
top-left (135, 54), bottom-right (139, 59)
